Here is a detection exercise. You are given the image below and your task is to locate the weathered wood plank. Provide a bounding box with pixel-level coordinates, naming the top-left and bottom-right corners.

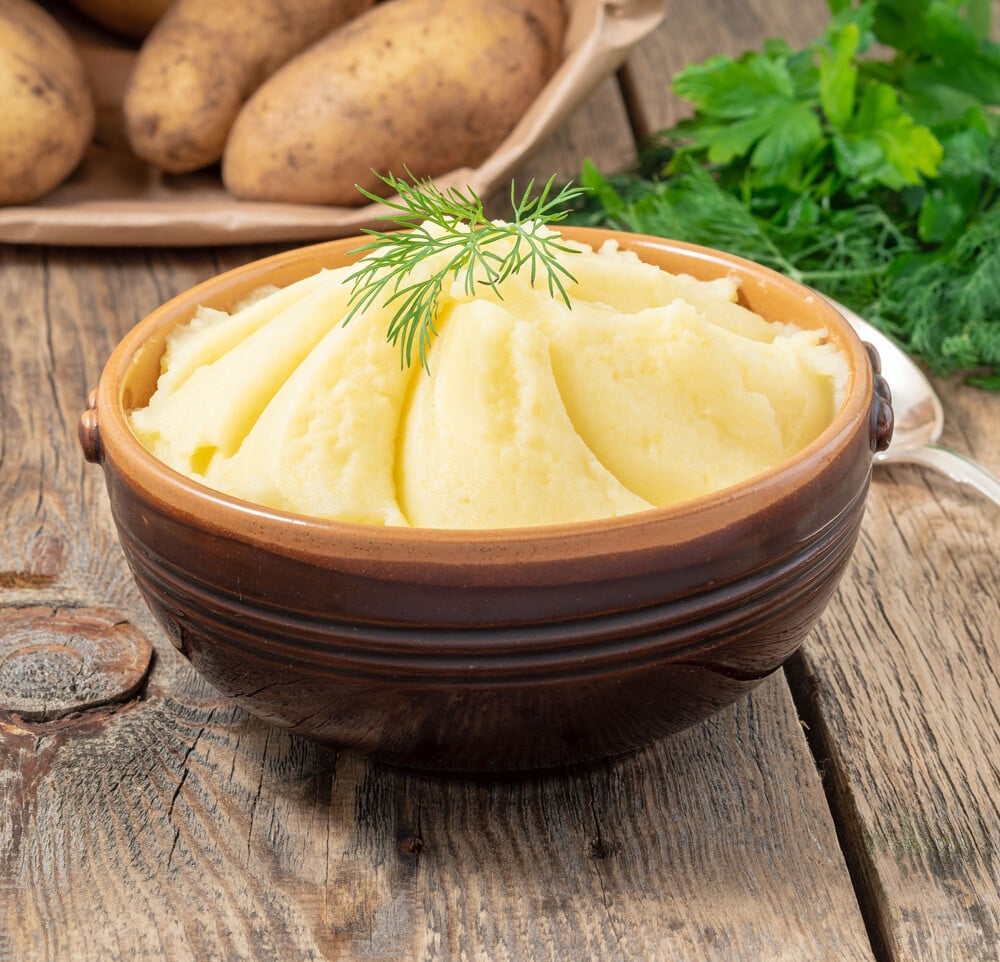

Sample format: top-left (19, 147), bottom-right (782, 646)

top-left (0, 244), bottom-right (237, 605)
top-left (518, 75), bottom-right (637, 183)
top-left (788, 377), bottom-right (1000, 962)
top-left (3, 667), bottom-right (875, 961)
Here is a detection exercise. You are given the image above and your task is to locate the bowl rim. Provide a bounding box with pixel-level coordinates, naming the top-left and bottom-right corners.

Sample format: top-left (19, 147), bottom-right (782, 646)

top-left (93, 225), bottom-right (874, 563)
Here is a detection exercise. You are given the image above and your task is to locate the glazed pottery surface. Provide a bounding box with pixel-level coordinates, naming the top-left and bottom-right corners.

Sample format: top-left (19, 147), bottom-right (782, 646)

top-left (80, 227), bottom-right (893, 772)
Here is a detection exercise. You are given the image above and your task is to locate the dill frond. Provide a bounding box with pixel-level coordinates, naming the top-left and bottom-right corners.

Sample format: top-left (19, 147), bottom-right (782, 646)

top-left (343, 171), bottom-right (589, 370)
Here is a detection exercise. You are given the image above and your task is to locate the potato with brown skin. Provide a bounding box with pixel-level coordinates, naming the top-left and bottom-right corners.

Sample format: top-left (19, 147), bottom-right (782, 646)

top-left (0, 0), bottom-right (95, 205)
top-left (123, 0), bottom-right (375, 174)
top-left (222, 0), bottom-right (565, 206)
top-left (63, 0), bottom-right (172, 41)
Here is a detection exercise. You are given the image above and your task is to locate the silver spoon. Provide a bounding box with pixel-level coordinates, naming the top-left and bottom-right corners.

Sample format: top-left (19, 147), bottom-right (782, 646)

top-left (829, 298), bottom-right (1000, 507)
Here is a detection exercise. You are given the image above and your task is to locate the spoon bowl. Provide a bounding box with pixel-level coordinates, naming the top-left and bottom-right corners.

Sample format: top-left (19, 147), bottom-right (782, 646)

top-left (830, 299), bottom-right (1000, 507)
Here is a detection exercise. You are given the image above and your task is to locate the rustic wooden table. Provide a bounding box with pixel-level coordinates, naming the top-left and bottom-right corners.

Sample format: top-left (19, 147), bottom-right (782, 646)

top-left (3, 2), bottom-right (999, 960)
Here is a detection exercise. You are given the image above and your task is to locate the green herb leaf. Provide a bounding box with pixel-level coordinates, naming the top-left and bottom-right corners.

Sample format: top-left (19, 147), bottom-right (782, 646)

top-left (836, 81), bottom-right (943, 189)
top-left (672, 53), bottom-right (796, 118)
top-left (819, 23), bottom-right (859, 128)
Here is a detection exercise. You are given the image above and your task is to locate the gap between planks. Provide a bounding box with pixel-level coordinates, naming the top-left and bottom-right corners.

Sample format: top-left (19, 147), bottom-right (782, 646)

top-left (785, 653), bottom-right (891, 962)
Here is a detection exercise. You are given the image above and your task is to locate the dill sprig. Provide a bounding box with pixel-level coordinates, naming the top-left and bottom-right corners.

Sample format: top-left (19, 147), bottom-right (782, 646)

top-left (344, 171), bottom-right (589, 370)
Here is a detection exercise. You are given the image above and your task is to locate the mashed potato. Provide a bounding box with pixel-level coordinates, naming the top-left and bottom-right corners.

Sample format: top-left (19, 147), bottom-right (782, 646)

top-left (129, 229), bottom-right (848, 528)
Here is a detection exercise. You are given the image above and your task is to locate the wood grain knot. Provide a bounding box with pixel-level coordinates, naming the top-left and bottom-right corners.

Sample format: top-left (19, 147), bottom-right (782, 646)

top-left (397, 835), bottom-right (425, 857)
top-left (0, 605), bottom-right (153, 722)
top-left (588, 837), bottom-right (614, 859)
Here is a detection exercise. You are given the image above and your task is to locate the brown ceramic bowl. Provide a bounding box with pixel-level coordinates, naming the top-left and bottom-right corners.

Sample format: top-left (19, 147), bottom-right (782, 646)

top-left (80, 227), bottom-right (893, 772)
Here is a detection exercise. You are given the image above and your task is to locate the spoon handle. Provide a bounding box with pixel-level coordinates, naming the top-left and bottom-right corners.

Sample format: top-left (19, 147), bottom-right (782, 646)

top-left (877, 444), bottom-right (1000, 508)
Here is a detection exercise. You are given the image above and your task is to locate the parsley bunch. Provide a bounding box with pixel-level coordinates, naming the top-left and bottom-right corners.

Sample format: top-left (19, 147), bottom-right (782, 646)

top-left (572, 0), bottom-right (1000, 388)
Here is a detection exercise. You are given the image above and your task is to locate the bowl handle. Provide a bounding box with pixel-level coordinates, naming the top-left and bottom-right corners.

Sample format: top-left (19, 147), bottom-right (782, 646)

top-left (79, 389), bottom-right (102, 464)
top-left (864, 343), bottom-right (894, 453)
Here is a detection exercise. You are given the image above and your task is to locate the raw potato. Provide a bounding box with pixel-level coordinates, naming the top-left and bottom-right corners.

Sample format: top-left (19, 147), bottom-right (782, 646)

top-left (222, 0), bottom-right (566, 206)
top-left (0, 0), bottom-right (95, 205)
top-left (123, 0), bottom-right (375, 174)
top-left (63, 0), bottom-right (172, 40)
